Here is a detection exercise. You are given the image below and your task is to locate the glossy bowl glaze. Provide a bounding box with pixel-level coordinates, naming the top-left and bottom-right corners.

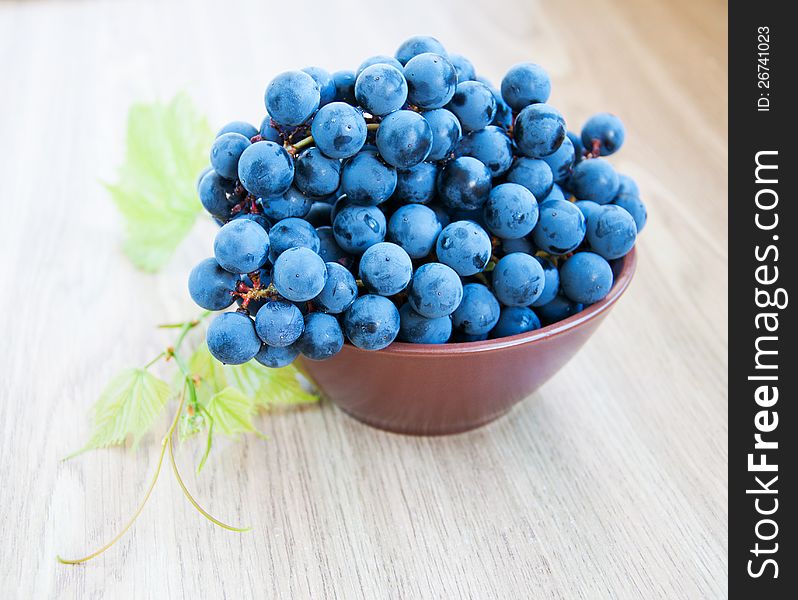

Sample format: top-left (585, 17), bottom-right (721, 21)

top-left (299, 248), bottom-right (637, 435)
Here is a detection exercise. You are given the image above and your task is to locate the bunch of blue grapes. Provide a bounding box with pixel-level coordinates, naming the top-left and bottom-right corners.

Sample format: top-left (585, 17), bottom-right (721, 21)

top-left (189, 35), bottom-right (647, 368)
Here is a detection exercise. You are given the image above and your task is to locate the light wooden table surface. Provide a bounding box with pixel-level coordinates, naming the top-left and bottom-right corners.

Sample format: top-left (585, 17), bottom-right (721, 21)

top-left (0, 0), bottom-right (727, 598)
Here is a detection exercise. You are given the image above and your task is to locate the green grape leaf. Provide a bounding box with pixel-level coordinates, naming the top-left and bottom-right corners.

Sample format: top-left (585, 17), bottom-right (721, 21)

top-left (105, 92), bottom-right (212, 272)
top-left (68, 369), bottom-right (172, 458)
top-left (255, 366), bottom-right (319, 407)
top-left (204, 387), bottom-right (264, 438)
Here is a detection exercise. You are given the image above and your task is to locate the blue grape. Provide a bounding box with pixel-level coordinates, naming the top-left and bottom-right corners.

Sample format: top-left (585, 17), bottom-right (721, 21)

top-left (483, 183), bottom-right (539, 239)
top-left (210, 132), bottom-right (251, 180)
top-left (436, 156), bottom-right (492, 210)
top-left (340, 150), bottom-right (397, 204)
top-left (404, 53), bottom-right (457, 109)
top-left (581, 112), bottom-right (625, 156)
top-left (255, 301), bottom-right (304, 347)
top-left (500, 63), bottom-right (551, 110)
top-left (217, 121), bottom-right (258, 139)
top-left (375, 110), bottom-right (433, 169)
top-left (302, 66), bottom-right (336, 106)
top-left (614, 173), bottom-right (640, 199)
top-left (310, 102), bottom-right (368, 159)
top-left (560, 252), bottom-right (613, 304)
top-left (213, 219), bottom-right (270, 274)
top-left (265, 70), bottom-right (321, 126)
top-left (478, 79), bottom-right (513, 129)
top-left (356, 55), bottom-right (403, 77)
top-left (343, 295), bottom-right (401, 350)
top-left (358, 242), bottom-right (413, 296)
top-left (586, 204), bottom-right (637, 259)
top-left (199, 170), bottom-right (236, 219)
top-left (313, 262), bottom-right (358, 313)
top-left (294, 147), bottom-right (341, 197)
top-left (429, 203), bottom-right (451, 228)
top-left (395, 35), bottom-right (447, 65)
top-left (232, 211), bottom-right (271, 230)
top-left (387, 203), bottom-right (442, 258)
top-left (394, 162), bottom-right (438, 204)
top-left (262, 186), bottom-right (313, 220)
top-left (436, 220), bottom-right (492, 275)
top-left (332, 204), bottom-right (387, 254)
top-left (574, 199), bottom-right (602, 224)
top-left (268, 217), bottom-right (320, 261)
top-left (490, 306), bottom-right (541, 338)
top-left (530, 257), bottom-right (559, 307)
top-left (456, 125), bottom-right (514, 177)
top-left (570, 158), bottom-right (619, 204)
top-left (531, 199), bottom-right (586, 255)
top-left (491, 252), bottom-right (545, 306)
top-left (196, 165), bottom-right (213, 191)
top-left (407, 262), bottom-right (463, 318)
top-left (207, 312), bottom-right (261, 365)
top-left (238, 141), bottom-right (294, 198)
top-left (255, 343), bottom-right (300, 368)
top-left (451, 331), bottom-right (488, 342)
top-left (449, 54), bottom-right (476, 82)
top-left (451, 283), bottom-right (500, 335)
top-left (541, 135), bottom-right (575, 184)
top-left (306, 202), bottom-right (332, 228)
top-left (543, 183), bottom-right (566, 202)
top-left (259, 115), bottom-right (282, 143)
top-left (272, 246), bottom-right (328, 302)
top-left (422, 108), bottom-right (462, 161)
top-left (446, 81), bottom-right (497, 132)
top-left (514, 103), bottom-right (566, 158)
top-left (505, 157), bottom-right (554, 200)
top-left (316, 226), bottom-right (354, 268)
top-left (536, 294), bottom-right (584, 325)
top-left (612, 195), bottom-right (647, 233)
top-left (354, 63), bottom-right (408, 116)
top-left (501, 236), bottom-right (534, 255)
top-left (398, 304), bottom-right (452, 344)
top-left (332, 70), bottom-right (357, 104)
top-left (297, 312), bottom-right (344, 360)
top-left (567, 130), bottom-right (584, 165)
top-left (188, 258), bottom-right (238, 311)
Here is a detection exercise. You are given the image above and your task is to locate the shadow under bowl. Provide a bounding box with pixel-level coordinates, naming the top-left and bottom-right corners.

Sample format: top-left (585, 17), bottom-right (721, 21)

top-left (299, 248), bottom-right (637, 436)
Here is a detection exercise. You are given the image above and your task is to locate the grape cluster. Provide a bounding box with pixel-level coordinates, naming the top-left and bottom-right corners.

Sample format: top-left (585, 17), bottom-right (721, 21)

top-left (189, 35), bottom-right (647, 368)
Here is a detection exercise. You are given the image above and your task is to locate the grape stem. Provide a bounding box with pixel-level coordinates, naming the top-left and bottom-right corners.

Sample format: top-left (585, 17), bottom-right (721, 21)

top-left (286, 122), bottom-right (379, 155)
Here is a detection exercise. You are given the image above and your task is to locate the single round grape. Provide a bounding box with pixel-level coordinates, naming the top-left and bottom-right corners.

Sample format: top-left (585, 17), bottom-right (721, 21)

top-left (422, 108), bottom-right (462, 161)
top-left (343, 295), bottom-right (401, 350)
top-left (560, 252), bottom-right (613, 304)
top-left (198, 170), bottom-right (236, 219)
top-left (255, 343), bottom-right (300, 368)
top-left (612, 195), bottom-right (647, 233)
top-left (313, 262), bottom-right (358, 313)
top-left (354, 63), bottom-right (408, 116)
top-left (210, 132), bottom-right (251, 180)
top-left (255, 301), bottom-right (305, 347)
top-left (238, 141), bottom-right (294, 198)
top-left (340, 150), bottom-right (397, 205)
top-left (527, 257), bottom-right (557, 308)
top-left (302, 66), bottom-right (336, 106)
top-left (356, 55), bottom-right (403, 77)
top-left (316, 226), bottom-right (354, 268)
top-left (294, 147), bottom-right (341, 197)
top-left (456, 125), bottom-right (513, 178)
top-left (394, 162), bottom-right (438, 204)
top-left (505, 157), bottom-right (554, 199)
top-left (196, 165), bottom-right (213, 191)
top-left (265, 70), bottom-right (321, 126)
top-left (491, 252), bottom-right (546, 306)
top-left (259, 115), bottom-right (282, 143)
top-left (574, 199), bottom-right (602, 224)
top-left (490, 306), bottom-right (541, 338)
top-left (207, 312), bottom-right (261, 365)
top-left (332, 204), bottom-right (387, 254)
top-left (480, 80), bottom-right (513, 129)
top-left (614, 173), bottom-right (640, 200)
top-left (586, 204), bottom-right (637, 259)
top-left (449, 54), bottom-right (476, 82)
top-left (536, 294), bottom-right (584, 326)
top-left (332, 70), bottom-right (357, 104)
top-left (310, 102), bottom-right (368, 159)
top-left (531, 199), bottom-right (586, 255)
top-left (398, 304), bottom-right (452, 344)
top-left (395, 35), bottom-right (448, 65)
top-left (543, 183), bottom-right (566, 203)
top-left (452, 283), bottom-right (501, 336)
top-left (541, 135), bottom-right (575, 184)
top-left (436, 156), bottom-right (492, 210)
top-left (359, 242), bottom-right (413, 296)
top-left (446, 81), bottom-right (497, 132)
top-left (232, 211), bottom-right (271, 230)
top-left (436, 220), bottom-right (492, 275)
top-left (570, 158), bottom-right (620, 204)
top-left (500, 63), bottom-right (551, 110)
top-left (217, 121), bottom-right (258, 139)
top-left (387, 203), bottom-right (442, 258)
top-left (268, 217), bottom-right (320, 261)
top-left (567, 130), bottom-right (585, 162)
top-left (213, 219), bottom-right (270, 274)
top-left (407, 262), bottom-right (463, 318)
top-left (430, 203), bottom-right (451, 228)
top-left (297, 312), bottom-right (344, 360)
top-left (375, 110), bottom-right (433, 169)
top-left (262, 186), bottom-right (313, 221)
top-left (581, 112), bottom-right (625, 156)
top-left (404, 52), bottom-right (457, 109)
top-left (188, 258), bottom-right (239, 311)
top-left (483, 183), bottom-right (539, 239)
top-left (272, 247), bottom-right (328, 302)
top-left (514, 103), bottom-right (567, 158)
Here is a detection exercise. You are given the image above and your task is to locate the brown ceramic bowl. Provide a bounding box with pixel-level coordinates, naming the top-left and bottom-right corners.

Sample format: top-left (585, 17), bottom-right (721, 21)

top-left (300, 248), bottom-right (637, 436)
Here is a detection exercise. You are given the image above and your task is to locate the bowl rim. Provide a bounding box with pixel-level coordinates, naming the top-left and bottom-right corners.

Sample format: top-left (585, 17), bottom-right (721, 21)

top-left (344, 247), bottom-right (638, 356)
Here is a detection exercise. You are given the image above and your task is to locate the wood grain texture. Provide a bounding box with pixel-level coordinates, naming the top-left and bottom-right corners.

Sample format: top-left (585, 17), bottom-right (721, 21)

top-left (0, 0), bottom-right (727, 598)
